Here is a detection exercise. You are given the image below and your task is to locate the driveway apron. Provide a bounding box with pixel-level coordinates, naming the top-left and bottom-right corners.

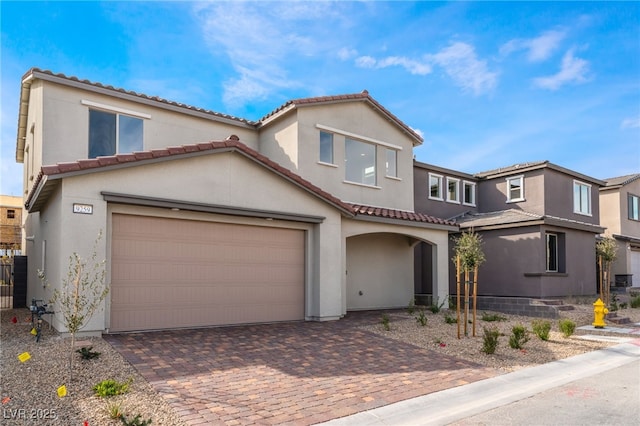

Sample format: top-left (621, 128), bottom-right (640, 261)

top-left (104, 311), bottom-right (498, 425)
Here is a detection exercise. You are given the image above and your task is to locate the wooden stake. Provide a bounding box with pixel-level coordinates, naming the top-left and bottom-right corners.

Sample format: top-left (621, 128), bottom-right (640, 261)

top-left (464, 269), bottom-right (469, 337)
top-left (473, 266), bottom-right (478, 337)
top-left (456, 256), bottom-right (461, 339)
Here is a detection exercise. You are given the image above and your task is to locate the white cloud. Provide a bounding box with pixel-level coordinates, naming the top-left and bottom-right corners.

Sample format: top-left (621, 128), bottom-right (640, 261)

top-left (533, 49), bottom-right (590, 90)
top-left (428, 42), bottom-right (498, 95)
top-left (621, 116), bottom-right (640, 129)
top-left (500, 29), bottom-right (566, 62)
top-left (338, 47), bottom-right (358, 61)
top-left (355, 55), bottom-right (432, 75)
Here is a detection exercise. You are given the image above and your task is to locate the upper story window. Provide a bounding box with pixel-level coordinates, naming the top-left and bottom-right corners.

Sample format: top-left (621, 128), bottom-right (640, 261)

top-left (429, 173), bottom-right (443, 200)
top-left (345, 138), bottom-right (376, 186)
top-left (446, 177), bottom-right (460, 203)
top-left (319, 131), bottom-right (334, 164)
top-left (89, 110), bottom-right (143, 158)
top-left (463, 181), bottom-right (476, 206)
top-left (629, 193), bottom-right (639, 221)
top-left (573, 180), bottom-right (591, 216)
top-left (7, 210), bottom-right (15, 219)
top-left (385, 149), bottom-right (397, 178)
top-left (506, 175), bottom-right (524, 202)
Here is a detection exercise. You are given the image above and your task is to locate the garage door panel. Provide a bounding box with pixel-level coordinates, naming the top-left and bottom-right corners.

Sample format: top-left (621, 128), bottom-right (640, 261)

top-left (110, 214), bottom-right (305, 332)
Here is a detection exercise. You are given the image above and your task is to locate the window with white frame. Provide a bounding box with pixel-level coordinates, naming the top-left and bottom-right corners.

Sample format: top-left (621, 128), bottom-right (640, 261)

top-left (385, 149), bottom-right (397, 178)
top-left (506, 175), bottom-right (524, 202)
top-left (629, 193), bottom-right (639, 221)
top-left (446, 177), bottom-right (460, 203)
top-left (429, 173), bottom-right (443, 200)
top-left (546, 233), bottom-right (558, 272)
top-left (463, 181), bottom-right (476, 206)
top-left (319, 131), bottom-right (334, 164)
top-left (573, 180), bottom-right (591, 215)
top-left (345, 138), bottom-right (376, 185)
top-left (89, 109), bottom-right (143, 158)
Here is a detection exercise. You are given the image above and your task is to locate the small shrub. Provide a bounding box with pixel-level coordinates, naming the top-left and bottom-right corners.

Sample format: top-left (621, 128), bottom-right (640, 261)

top-left (120, 414), bottom-right (152, 426)
top-left (509, 324), bottom-right (530, 349)
top-left (481, 312), bottom-right (507, 322)
top-left (444, 314), bottom-right (457, 324)
top-left (610, 294), bottom-right (619, 312)
top-left (415, 310), bottom-right (427, 326)
top-left (481, 327), bottom-right (500, 354)
top-left (107, 402), bottom-right (123, 419)
top-left (531, 320), bottom-right (551, 341)
top-left (630, 294), bottom-right (640, 309)
top-left (559, 319), bottom-right (576, 338)
top-left (93, 379), bottom-right (131, 397)
top-left (77, 346), bottom-right (101, 360)
top-left (407, 298), bottom-right (416, 315)
top-left (429, 298), bottom-right (446, 314)
top-left (381, 313), bottom-right (390, 331)
top-left (620, 302), bottom-right (628, 309)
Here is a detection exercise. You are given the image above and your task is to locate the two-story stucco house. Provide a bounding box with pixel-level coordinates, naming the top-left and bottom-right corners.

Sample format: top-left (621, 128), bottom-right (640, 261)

top-left (414, 160), bottom-right (605, 309)
top-left (15, 68), bottom-right (456, 333)
top-left (599, 174), bottom-right (640, 288)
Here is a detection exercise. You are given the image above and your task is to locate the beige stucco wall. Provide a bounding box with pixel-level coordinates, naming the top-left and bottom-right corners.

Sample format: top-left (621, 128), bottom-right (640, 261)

top-left (38, 82), bottom-right (258, 166)
top-left (27, 151), bottom-right (347, 333)
top-left (260, 102), bottom-right (416, 211)
top-left (599, 189), bottom-right (621, 235)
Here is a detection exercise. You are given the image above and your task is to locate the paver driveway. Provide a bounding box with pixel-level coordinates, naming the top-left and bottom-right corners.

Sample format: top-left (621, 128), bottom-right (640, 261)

top-left (104, 311), bottom-right (498, 425)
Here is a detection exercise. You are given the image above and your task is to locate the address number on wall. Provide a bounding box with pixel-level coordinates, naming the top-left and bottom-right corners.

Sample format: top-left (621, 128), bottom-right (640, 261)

top-left (72, 203), bottom-right (93, 214)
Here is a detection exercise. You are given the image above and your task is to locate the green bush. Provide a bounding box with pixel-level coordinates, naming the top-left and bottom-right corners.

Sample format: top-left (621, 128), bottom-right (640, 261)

top-left (559, 319), bottom-right (576, 338)
top-left (531, 320), bottom-right (551, 341)
top-left (415, 310), bottom-right (427, 326)
top-left (481, 327), bottom-right (500, 354)
top-left (509, 325), bottom-right (530, 349)
top-left (77, 346), bottom-right (101, 360)
top-left (407, 298), bottom-right (416, 315)
top-left (630, 294), bottom-right (640, 309)
top-left (381, 313), bottom-right (390, 331)
top-left (444, 314), bottom-right (457, 324)
top-left (93, 379), bottom-right (131, 397)
top-left (481, 312), bottom-right (507, 322)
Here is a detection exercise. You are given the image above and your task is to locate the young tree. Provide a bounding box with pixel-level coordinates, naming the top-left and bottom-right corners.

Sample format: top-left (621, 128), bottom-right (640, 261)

top-left (39, 231), bottom-right (109, 382)
top-left (453, 229), bottom-right (486, 337)
top-left (596, 236), bottom-right (618, 307)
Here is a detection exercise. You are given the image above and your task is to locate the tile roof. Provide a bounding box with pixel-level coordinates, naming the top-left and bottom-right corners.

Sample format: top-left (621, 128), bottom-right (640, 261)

top-left (602, 174), bottom-right (640, 187)
top-left (27, 137), bottom-right (454, 228)
top-left (350, 204), bottom-right (457, 226)
top-left (474, 161), bottom-right (549, 178)
top-left (453, 209), bottom-right (543, 227)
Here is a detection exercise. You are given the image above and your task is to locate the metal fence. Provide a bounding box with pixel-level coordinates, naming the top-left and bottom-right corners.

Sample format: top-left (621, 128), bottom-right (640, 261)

top-left (0, 262), bottom-right (13, 309)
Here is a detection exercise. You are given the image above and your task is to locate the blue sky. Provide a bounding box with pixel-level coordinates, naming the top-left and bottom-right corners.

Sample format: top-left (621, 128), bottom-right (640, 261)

top-left (1, 1), bottom-right (639, 197)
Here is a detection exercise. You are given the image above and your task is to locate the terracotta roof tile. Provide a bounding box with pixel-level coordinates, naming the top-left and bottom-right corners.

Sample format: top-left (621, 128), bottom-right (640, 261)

top-left (350, 204), bottom-right (456, 226)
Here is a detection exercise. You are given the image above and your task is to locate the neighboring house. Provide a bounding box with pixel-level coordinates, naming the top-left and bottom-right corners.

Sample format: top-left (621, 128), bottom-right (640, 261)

top-left (0, 195), bottom-right (23, 257)
top-left (599, 174), bottom-right (640, 288)
top-left (414, 160), bottom-right (605, 302)
top-left (15, 68), bottom-right (456, 334)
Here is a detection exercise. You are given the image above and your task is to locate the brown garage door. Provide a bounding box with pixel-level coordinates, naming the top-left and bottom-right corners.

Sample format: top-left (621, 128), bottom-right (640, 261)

top-left (110, 214), bottom-right (305, 332)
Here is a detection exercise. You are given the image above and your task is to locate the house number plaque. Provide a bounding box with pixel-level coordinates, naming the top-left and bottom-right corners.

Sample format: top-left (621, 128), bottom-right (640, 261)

top-left (72, 203), bottom-right (93, 214)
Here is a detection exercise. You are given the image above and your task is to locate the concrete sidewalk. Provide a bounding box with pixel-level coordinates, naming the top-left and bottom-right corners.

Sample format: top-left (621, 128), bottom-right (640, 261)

top-left (318, 338), bottom-right (640, 426)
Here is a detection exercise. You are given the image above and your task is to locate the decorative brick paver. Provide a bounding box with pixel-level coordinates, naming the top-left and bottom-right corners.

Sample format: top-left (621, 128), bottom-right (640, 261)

top-left (105, 311), bottom-right (498, 425)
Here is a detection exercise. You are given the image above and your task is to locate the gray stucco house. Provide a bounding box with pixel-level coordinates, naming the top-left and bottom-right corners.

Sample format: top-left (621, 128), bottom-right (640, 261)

top-left (414, 160), bottom-right (606, 302)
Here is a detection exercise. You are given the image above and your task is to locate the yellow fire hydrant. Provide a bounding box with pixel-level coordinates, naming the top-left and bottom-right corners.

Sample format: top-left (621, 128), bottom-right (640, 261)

top-left (592, 298), bottom-right (608, 328)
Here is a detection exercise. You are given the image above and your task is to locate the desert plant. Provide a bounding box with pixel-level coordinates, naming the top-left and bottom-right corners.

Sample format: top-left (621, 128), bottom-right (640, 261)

top-left (38, 231), bottom-right (108, 382)
top-left (610, 293), bottom-right (619, 312)
top-left (531, 320), bottom-right (551, 341)
top-left (429, 298), bottom-right (447, 314)
top-left (93, 379), bottom-right (131, 397)
top-left (120, 414), bottom-right (152, 426)
top-left (481, 312), bottom-right (507, 322)
top-left (107, 402), bottom-right (124, 419)
top-left (559, 319), bottom-right (576, 338)
top-left (407, 298), bottom-right (416, 315)
top-left (444, 314), bottom-right (457, 324)
top-left (415, 310), bottom-right (427, 326)
top-left (77, 346), bottom-right (101, 360)
top-left (381, 313), bottom-right (390, 331)
top-left (481, 327), bottom-right (500, 354)
top-left (630, 294), bottom-right (640, 308)
top-left (509, 324), bottom-right (530, 349)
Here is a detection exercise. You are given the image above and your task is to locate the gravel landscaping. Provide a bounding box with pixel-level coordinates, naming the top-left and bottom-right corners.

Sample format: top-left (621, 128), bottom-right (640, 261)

top-left (1, 299), bottom-right (639, 425)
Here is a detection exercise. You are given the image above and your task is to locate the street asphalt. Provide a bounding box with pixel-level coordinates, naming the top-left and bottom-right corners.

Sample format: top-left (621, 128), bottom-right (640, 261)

top-left (319, 332), bottom-right (640, 426)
